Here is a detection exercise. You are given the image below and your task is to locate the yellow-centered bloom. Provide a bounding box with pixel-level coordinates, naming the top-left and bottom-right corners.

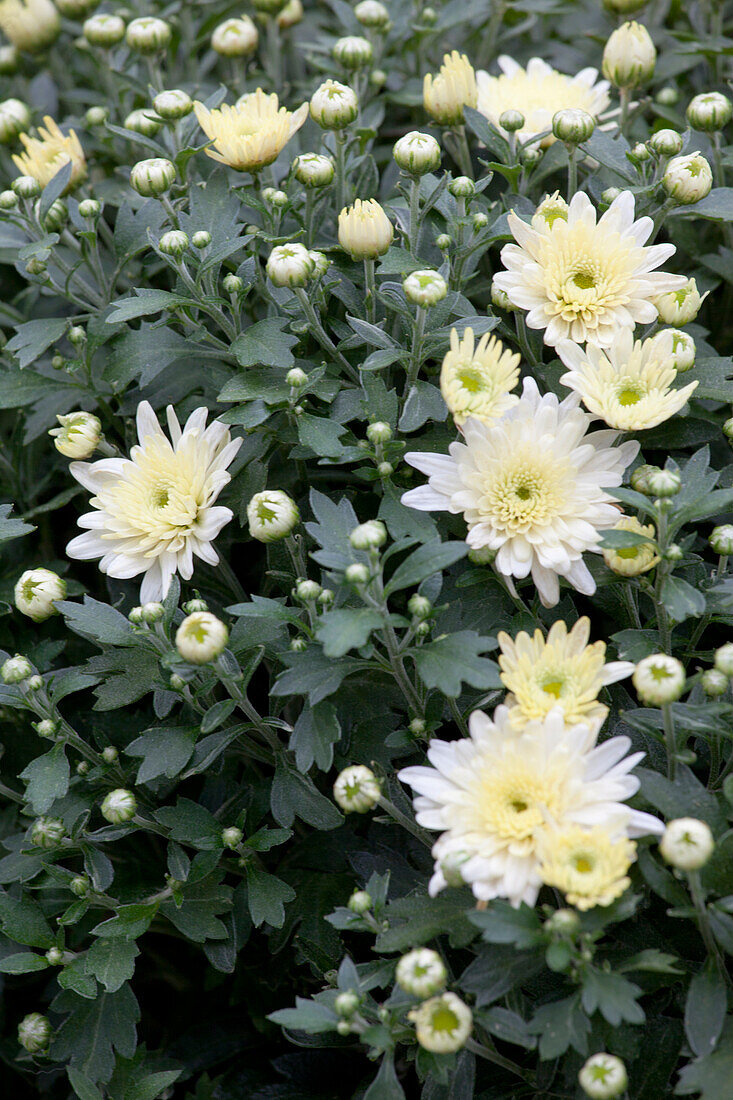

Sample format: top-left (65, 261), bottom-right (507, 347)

top-left (12, 116), bottom-right (86, 191)
top-left (603, 516), bottom-right (659, 576)
top-left (440, 327), bottom-right (520, 425)
top-left (539, 825), bottom-right (636, 910)
top-left (423, 51), bottom-right (477, 126)
top-left (497, 617), bottom-right (634, 730)
top-left (193, 89), bottom-right (307, 173)
top-left (0, 0), bottom-right (59, 52)
top-left (557, 329), bottom-right (698, 430)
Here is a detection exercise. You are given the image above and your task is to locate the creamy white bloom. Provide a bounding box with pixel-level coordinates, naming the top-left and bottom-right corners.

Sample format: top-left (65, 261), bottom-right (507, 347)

top-left (49, 410), bottom-right (101, 459)
top-left (395, 948), bottom-right (447, 998)
top-left (660, 818), bottom-right (714, 870)
top-left (409, 993), bottom-right (472, 1053)
top-left (493, 190), bottom-right (687, 348)
top-left (398, 704), bottom-right (662, 906)
top-left (654, 278), bottom-right (705, 325)
top-left (402, 377), bottom-right (638, 608)
top-left (333, 765), bottom-right (380, 813)
top-left (579, 1053), bottom-right (628, 1099)
top-left (15, 567), bottom-right (66, 621)
top-left (656, 328), bottom-right (695, 372)
top-left (176, 611), bottom-right (229, 665)
top-left (557, 329), bottom-right (698, 430)
top-left (633, 653), bottom-right (685, 705)
top-left (477, 56), bottom-right (611, 145)
top-left (66, 402), bottom-right (241, 602)
top-left (247, 490), bottom-right (299, 541)
top-left (602, 21), bottom-right (655, 89)
top-left (663, 153), bottom-right (713, 204)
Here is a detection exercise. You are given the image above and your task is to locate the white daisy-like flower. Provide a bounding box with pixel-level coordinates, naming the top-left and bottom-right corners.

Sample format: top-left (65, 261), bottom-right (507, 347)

top-left (476, 56), bottom-right (611, 146)
top-left (66, 402), bottom-right (242, 602)
top-left (398, 704), bottom-right (662, 907)
top-left (493, 190), bottom-right (687, 348)
top-left (557, 329), bottom-right (698, 430)
top-left (402, 377), bottom-right (639, 608)
top-left (439, 327), bottom-right (521, 426)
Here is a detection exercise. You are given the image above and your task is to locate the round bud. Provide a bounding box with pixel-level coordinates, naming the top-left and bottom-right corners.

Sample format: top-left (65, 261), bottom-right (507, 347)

top-left (0, 190), bottom-right (18, 209)
top-left (31, 816), bottom-right (65, 848)
top-left (579, 1054), bottom-right (628, 1100)
top-left (124, 108), bottom-right (162, 137)
top-left (0, 98), bottom-right (30, 144)
top-left (348, 889), bottom-right (372, 914)
top-left (345, 563), bottom-right (370, 585)
top-left (277, 0), bottom-right (303, 28)
top-left (102, 746), bottom-right (118, 764)
top-left (192, 231), bottom-right (211, 250)
top-left (36, 719), bottom-right (57, 738)
top-left (332, 35), bottom-right (373, 70)
top-left (702, 668), bottom-right (728, 697)
top-left (436, 233), bottom-right (451, 251)
top-left (140, 602), bottom-right (164, 623)
top-left (723, 417), bottom-right (733, 440)
top-left (498, 108), bottom-right (525, 133)
top-left (335, 991), bottom-right (360, 1016)
top-left (403, 269), bottom-right (447, 308)
top-left (286, 367), bottom-right (308, 388)
top-left (18, 1013), bottom-right (51, 1053)
top-left (349, 519), bottom-right (387, 550)
top-left (409, 717), bottom-right (427, 736)
top-left (295, 579), bottom-right (322, 601)
top-left (183, 598), bottom-right (208, 614)
top-left (408, 594), bottom-right (432, 619)
top-left (211, 16), bottom-right (258, 57)
top-left (318, 588), bottom-right (335, 607)
top-left (448, 175), bottom-right (474, 199)
top-left (78, 198), bottom-right (101, 219)
top-left (153, 89), bottom-right (193, 120)
top-left (714, 643), bottom-right (733, 677)
top-left (169, 673), bottom-right (186, 691)
top-left (687, 91), bottom-right (733, 133)
top-left (159, 229), bottom-right (189, 256)
top-left (602, 21), bottom-right (656, 89)
top-left (366, 421), bottom-right (392, 444)
top-left (25, 674), bottom-right (43, 692)
top-left (355, 1), bottom-right (390, 29)
top-left (647, 468), bottom-right (681, 498)
top-left (309, 250), bottom-right (330, 278)
top-left (293, 152), bottom-right (335, 189)
top-left (544, 907), bottom-right (581, 934)
top-left (633, 653), bottom-right (686, 705)
top-left (422, 6), bottom-right (437, 23)
top-left (126, 16), bottom-right (171, 53)
top-left (2, 654), bottom-right (33, 684)
top-left (521, 144), bottom-right (543, 167)
top-left (268, 190), bottom-right (288, 209)
top-left (552, 108), bottom-right (595, 144)
top-left (266, 243), bottom-right (314, 288)
top-left (393, 131), bottom-right (441, 175)
top-left (130, 158), bottom-right (176, 198)
top-left (85, 106), bottom-right (108, 127)
top-left (176, 612), bottom-right (229, 665)
top-left (336, 1020), bottom-right (351, 1036)
top-left (290, 637), bottom-right (307, 652)
top-left (222, 826), bottom-right (243, 849)
top-left (370, 69), bottom-right (387, 88)
top-left (13, 175), bottom-right (41, 199)
top-left (710, 524), bottom-right (733, 555)
top-left (630, 463), bottom-right (660, 494)
top-left (247, 489), bottom-right (299, 542)
top-left (128, 606), bottom-right (144, 624)
top-left (76, 760), bottom-right (90, 776)
top-left (396, 948), bottom-right (447, 998)
top-left (101, 788), bottom-right (137, 824)
top-left (0, 45), bottom-right (18, 73)
top-left (310, 80), bottom-right (359, 130)
top-left (83, 13), bottom-right (125, 47)
top-left (223, 273), bottom-right (243, 296)
top-left (660, 817), bottom-right (714, 870)
top-left (45, 946), bottom-right (64, 966)
top-left (70, 875), bottom-right (89, 897)
top-left (472, 212), bottom-right (489, 231)
top-left (663, 153), bottom-right (713, 205)
top-left (662, 543), bottom-right (683, 562)
top-left (648, 128), bottom-right (683, 157)
top-left (14, 568), bottom-right (66, 621)
top-left (490, 284), bottom-right (513, 310)
top-left (656, 85), bottom-right (679, 106)
top-left (333, 765), bottom-right (380, 814)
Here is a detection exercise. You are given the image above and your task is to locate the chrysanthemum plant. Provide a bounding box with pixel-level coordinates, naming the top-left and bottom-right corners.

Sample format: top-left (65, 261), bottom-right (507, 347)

top-left (0, 1), bottom-right (733, 1098)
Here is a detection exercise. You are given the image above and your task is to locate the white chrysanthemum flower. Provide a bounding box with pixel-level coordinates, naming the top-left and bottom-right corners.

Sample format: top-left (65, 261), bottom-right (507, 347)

top-left (402, 377), bottom-right (639, 607)
top-left (602, 516), bottom-right (659, 576)
top-left (398, 704), bottom-right (662, 907)
top-left (395, 948), bottom-right (447, 998)
top-left (493, 191), bottom-right (687, 348)
top-left (497, 617), bottom-right (634, 729)
top-left (476, 56), bottom-right (611, 145)
top-left (659, 817), bottom-right (714, 870)
top-left (538, 824), bottom-right (636, 910)
top-left (440, 327), bottom-right (520, 426)
top-left (333, 765), bottom-right (380, 813)
top-left (633, 653), bottom-right (685, 705)
top-left (66, 402), bottom-right (242, 602)
top-left (409, 993), bottom-right (472, 1053)
top-left (557, 329), bottom-right (698, 430)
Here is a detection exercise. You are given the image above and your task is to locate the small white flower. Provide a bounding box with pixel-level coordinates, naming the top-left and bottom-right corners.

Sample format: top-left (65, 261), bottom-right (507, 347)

top-left (409, 993), bottom-right (472, 1053)
top-left (247, 490), bottom-right (299, 542)
top-left (660, 817), bottom-right (714, 871)
top-left (101, 789), bottom-right (138, 824)
top-left (579, 1053), bottom-right (628, 1099)
top-left (176, 612), bottom-right (229, 665)
top-left (14, 568), bottom-right (66, 622)
top-left (333, 765), bottom-right (380, 813)
top-left (602, 21), bottom-right (656, 89)
top-left (663, 153), bottom-right (713, 204)
top-left (396, 949), bottom-right (447, 998)
top-left (50, 411), bottom-right (102, 459)
top-left (632, 654), bottom-right (685, 705)
top-left (338, 198), bottom-right (393, 259)
top-left (654, 278), bottom-right (705, 326)
top-left (66, 402), bottom-right (241, 602)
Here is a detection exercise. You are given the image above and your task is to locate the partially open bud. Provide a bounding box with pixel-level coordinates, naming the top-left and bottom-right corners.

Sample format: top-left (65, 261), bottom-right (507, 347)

top-left (0, 98), bottom-right (30, 144)
top-left (0, 0), bottom-right (60, 52)
top-left (393, 131), bottom-right (441, 175)
top-left (211, 16), bottom-right (258, 57)
top-left (130, 157), bottom-right (176, 197)
top-left (126, 16), bottom-right (171, 53)
top-left (602, 516), bottom-right (658, 576)
top-left (654, 277), bottom-right (705, 325)
top-left (338, 198), bottom-right (393, 259)
top-left (277, 0), bottom-right (303, 28)
top-left (310, 80), bottom-right (358, 130)
top-left (660, 817), bottom-right (714, 870)
top-left (294, 152), bottom-right (334, 188)
top-left (602, 22), bottom-right (656, 89)
top-left (266, 243), bottom-right (314, 288)
top-left (18, 1012), bottom-right (52, 1053)
top-left (423, 51), bottom-right (477, 126)
top-left (396, 948), bottom-right (447, 998)
top-left (247, 490), bottom-right (299, 541)
top-left (403, 269), bottom-right (447, 308)
top-left (579, 1053), bottom-right (628, 1099)
top-left (355, 0), bottom-right (390, 29)
top-left (176, 612), bottom-right (229, 665)
top-left (332, 35), bottom-right (373, 70)
top-left (333, 765), bottom-right (380, 813)
top-left (687, 91), bottom-right (733, 133)
top-left (663, 329), bottom-right (696, 372)
top-left (83, 12), bottom-right (125, 47)
top-left (531, 191), bottom-right (568, 233)
top-left (222, 826), bottom-right (243, 849)
top-left (101, 788), bottom-right (137, 824)
top-left (409, 993), bottom-right (472, 1053)
top-left (710, 524), bottom-right (733, 555)
top-left (14, 568), bottom-right (66, 621)
top-left (663, 153), bottom-right (713, 204)
top-left (633, 653), bottom-right (685, 705)
top-left (2, 654), bottom-right (33, 683)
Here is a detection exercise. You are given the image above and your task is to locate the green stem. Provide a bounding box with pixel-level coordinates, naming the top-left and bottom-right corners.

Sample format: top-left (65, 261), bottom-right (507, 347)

top-left (403, 305), bottom-right (427, 398)
top-left (294, 288), bottom-right (359, 382)
top-left (334, 130), bottom-right (348, 214)
top-left (688, 870), bottom-right (729, 980)
top-left (364, 257), bottom-right (377, 324)
top-left (661, 702), bottom-right (677, 781)
top-left (408, 176), bottom-right (421, 256)
top-left (304, 189), bottom-right (315, 247)
top-left (466, 1036), bottom-right (530, 1082)
top-left (377, 795), bottom-right (432, 847)
top-left (566, 144), bottom-right (578, 200)
top-left (451, 125), bottom-right (474, 178)
top-left (619, 86), bottom-right (631, 137)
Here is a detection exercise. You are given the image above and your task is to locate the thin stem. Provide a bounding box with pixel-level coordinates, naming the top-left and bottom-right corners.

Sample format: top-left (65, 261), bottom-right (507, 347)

top-left (465, 1037), bottom-right (530, 1082)
top-left (294, 288), bottom-right (359, 382)
top-left (688, 870), bottom-right (729, 981)
top-left (364, 257), bottom-right (377, 324)
top-left (377, 795), bottom-right (432, 847)
top-left (403, 305), bottom-right (427, 398)
top-left (304, 189), bottom-right (315, 247)
top-left (619, 87), bottom-right (631, 137)
top-left (334, 130), bottom-right (348, 214)
top-left (451, 125), bottom-right (474, 178)
top-left (661, 702), bottom-right (677, 781)
top-left (408, 176), bottom-right (421, 256)
top-left (566, 144), bottom-right (578, 200)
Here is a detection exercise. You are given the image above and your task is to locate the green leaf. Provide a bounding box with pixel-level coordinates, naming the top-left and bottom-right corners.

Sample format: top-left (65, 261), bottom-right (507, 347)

top-left (685, 959), bottom-right (727, 1057)
top-left (92, 904), bottom-right (157, 940)
top-left (0, 952), bottom-right (49, 973)
top-left (126, 726), bottom-right (197, 784)
top-left (39, 159), bottom-right (72, 221)
top-left (125, 1070), bottom-right (182, 1100)
top-left (230, 317), bottom-right (298, 368)
top-left (677, 1037), bottom-right (733, 1099)
top-left (385, 540), bottom-right (467, 596)
top-left (0, 502), bottom-right (34, 543)
top-left (268, 996), bottom-right (338, 1034)
top-left (289, 701), bottom-right (341, 772)
top-left (581, 968), bottom-right (644, 1026)
top-left (364, 1054), bottom-right (405, 1099)
top-left (315, 608), bottom-right (384, 657)
top-left (154, 798), bottom-right (222, 849)
top-left (7, 317), bottom-right (68, 368)
top-left (51, 985), bottom-right (140, 1084)
top-left (272, 648), bottom-right (366, 705)
top-left (375, 893), bottom-right (475, 953)
top-left (529, 994), bottom-right (590, 1059)
top-left (478, 1006), bottom-right (537, 1049)
top-left (468, 901), bottom-right (544, 949)
top-left (270, 760), bottom-right (343, 830)
top-left (245, 866), bottom-right (295, 928)
top-left (160, 877), bottom-right (232, 942)
top-left (106, 289), bottom-right (194, 323)
top-left (84, 939), bottom-right (139, 993)
top-left (297, 413), bottom-right (348, 458)
top-left (67, 1069), bottom-right (104, 1100)
top-left (659, 575), bottom-right (706, 622)
top-left (58, 597), bottom-right (135, 646)
top-left (398, 381), bottom-right (447, 432)
top-left (411, 630), bottom-right (501, 697)
top-left (0, 891), bottom-right (55, 948)
top-left (619, 949), bottom-right (682, 974)
top-left (671, 186), bottom-right (733, 220)
top-left (20, 744), bottom-right (69, 813)
top-left (87, 649), bottom-right (160, 710)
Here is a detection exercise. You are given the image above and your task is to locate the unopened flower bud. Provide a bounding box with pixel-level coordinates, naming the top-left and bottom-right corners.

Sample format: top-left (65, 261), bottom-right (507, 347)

top-left (18, 1013), bottom-right (51, 1053)
top-left (687, 91), bottom-right (733, 133)
top-left (663, 153), bottom-right (713, 205)
top-left (222, 826), bottom-right (243, 849)
top-left (2, 654), bottom-right (32, 683)
top-left (544, 907), bottom-right (581, 934)
top-left (348, 888), bottom-right (372, 913)
top-left (126, 16), bottom-right (171, 53)
top-left (169, 673), bottom-right (186, 690)
top-left (552, 108), bottom-right (595, 144)
top-left (277, 0), bottom-right (303, 28)
top-left (45, 946), bottom-right (64, 966)
top-left (286, 367), bottom-right (308, 389)
top-left (333, 764), bottom-right (380, 813)
top-left (660, 817), bottom-right (714, 870)
top-left (648, 468), bottom-right (681, 497)
top-left (0, 45), bottom-right (16, 73)
top-left (648, 128), bottom-right (683, 157)
top-left (338, 198), bottom-right (393, 259)
top-left (192, 231), bottom-right (211, 250)
top-left (370, 69), bottom-right (386, 88)
top-left (102, 746), bottom-right (118, 764)
top-left (702, 668), bottom-right (728, 696)
top-left (309, 250), bottom-right (329, 278)
top-left (355, 1), bottom-right (390, 29)
top-left (350, 519), bottom-right (387, 550)
top-left (295, 579), bottom-right (321, 601)
top-left (710, 524), bottom-right (733, 555)
top-left (633, 653), bottom-right (685, 705)
top-left (153, 89), bottom-right (193, 120)
top-left (310, 80), bottom-right (359, 130)
top-left (0, 98), bottom-right (30, 143)
top-left (366, 421), bottom-right (392, 444)
top-left (140, 602), bottom-right (164, 623)
top-left (247, 490), bottom-right (299, 542)
top-left (266, 243), bottom-right (313, 288)
top-left (130, 157), bottom-right (176, 197)
top-left (409, 717), bottom-right (427, 736)
top-left (79, 198), bottom-right (101, 219)
top-left (714, 643), bottom-right (733, 676)
top-left (408, 594), bottom-right (432, 619)
top-left (499, 108), bottom-right (525, 133)
top-left (159, 229), bottom-right (189, 257)
top-left (0, 189), bottom-right (18, 208)
top-left (666, 329), bottom-right (695, 372)
top-left (396, 948), bottom-right (447, 998)
top-left (14, 568), bottom-right (66, 621)
top-left (222, 273), bottom-right (243, 296)
top-left (393, 131), bottom-right (441, 175)
top-left (43, 200), bottom-right (68, 230)
top-left (490, 284), bottom-right (512, 310)
top-left (84, 12), bottom-right (125, 47)
top-left (449, 175), bottom-right (474, 199)
top-left (176, 612), bottom-right (229, 664)
top-left (345, 563), bottom-right (369, 585)
top-left (101, 788), bottom-right (137, 824)
top-left (70, 875), bottom-right (89, 897)
top-left (436, 233), bottom-right (452, 251)
top-left (602, 21), bottom-right (656, 89)
top-left (333, 35), bottom-right (373, 70)
top-left (211, 16), bottom-right (258, 57)
top-left (85, 107), bottom-right (108, 127)
top-left (403, 269), bottom-right (447, 308)
top-left (31, 816), bottom-right (65, 848)
top-left (36, 719), bottom-right (57, 738)
top-left (293, 152), bottom-right (334, 189)
top-left (125, 108), bottom-right (162, 137)
top-left (12, 174), bottom-right (41, 199)
top-left (579, 1053), bottom-right (628, 1099)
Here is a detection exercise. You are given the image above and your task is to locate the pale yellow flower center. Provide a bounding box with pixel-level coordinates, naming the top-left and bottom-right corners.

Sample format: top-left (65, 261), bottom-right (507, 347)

top-left (469, 761), bottom-right (567, 843)
top-left (481, 449), bottom-right (566, 532)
